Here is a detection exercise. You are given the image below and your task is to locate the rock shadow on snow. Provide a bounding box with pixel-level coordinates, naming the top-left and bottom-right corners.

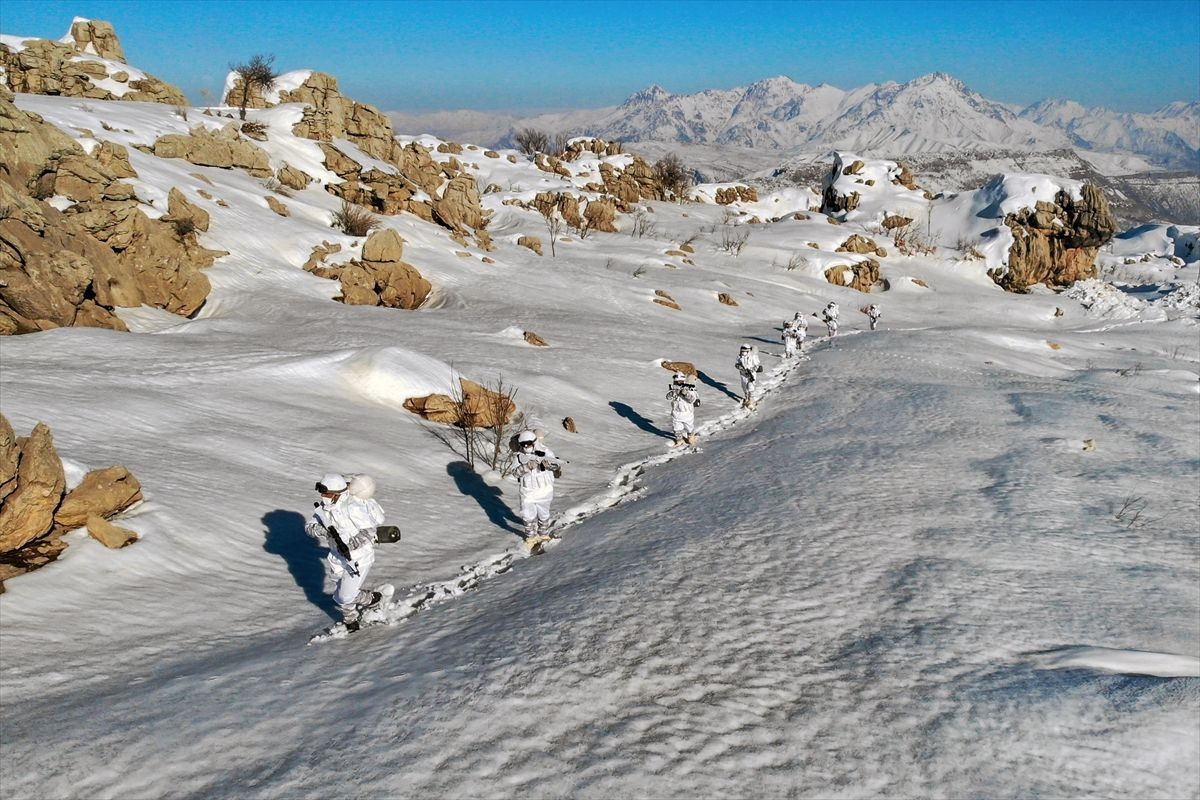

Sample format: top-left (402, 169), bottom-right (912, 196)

top-left (262, 509), bottom-right (338, 620)
top-left (609, 400), bottom-right (673, 439)
top-left (446, 461), bottom-right (521, 536)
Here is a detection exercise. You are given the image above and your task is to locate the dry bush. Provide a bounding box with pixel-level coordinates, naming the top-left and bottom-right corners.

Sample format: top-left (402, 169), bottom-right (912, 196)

top-left (240, 120), bottom-right (268, 139)
top-left (172, 217), bottom-right (197, 238)
top-left (719, 224), bottom-right (750, 256)
top-left (514, 127), bottom-right (550, 156)
top-left (262, 176), bottom-right (291, 197)
top-left (786, 252), bottom-right (808, 271)
top-left (654, 153), bottom-right (693, 200)
top-left (540, 207), bottom-right (563, 256)
top-left (630, 209), bottom-right (657, 239)
top-left (892, 222), bottom-right (936, 256)
top-left (481, 375), bottom-right (521, 472)
top-left (331, 200), bottom-right (380, 236)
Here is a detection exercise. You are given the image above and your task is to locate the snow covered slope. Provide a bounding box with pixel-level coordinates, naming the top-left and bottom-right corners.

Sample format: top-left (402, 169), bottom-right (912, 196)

top-left (1, 87), bottom-right (1198, 799)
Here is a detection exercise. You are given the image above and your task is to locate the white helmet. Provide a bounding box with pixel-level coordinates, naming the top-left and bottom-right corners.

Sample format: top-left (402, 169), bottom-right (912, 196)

top-left (672, 371), bottom-right (687, 382)
top-left (316, 473), bottom-right (348, 493)
top-left (793, 312), bottom-right (802, 320)
top-left (739, 343), bottom-right (751, 351)
top-left (518, 430), bottom-right (538, 444)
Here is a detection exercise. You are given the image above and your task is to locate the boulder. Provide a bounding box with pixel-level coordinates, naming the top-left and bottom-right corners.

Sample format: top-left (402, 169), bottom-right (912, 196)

top-left (523, 330), bottom-right (548, 346)
top-left (562, 417), bottom-right (577, 433)
top-left (714, 186), bottom-right (758, 205)
top-left (661, 361), bottom-right (696, 376)
top-left (277, 163), bottom-right (312, 190)
top-left (882, 214), bottom-right (913, 231)
top-left (265, 195), bottom-right (289, 217)
top-left (993, 184), bottom-right (1117, 291)
top-left (152, 125), bottom-right (272, 177)
top-left (825, 259), bottom-right (881, 293)
top-left (583, 197), bottom-right (618, 233)
top-left (717, 292), bottom-right (739, 306)
top-left (164, 187), bottom-right (210, 232)
top-left (403, 378), bottom-right (516, 428)
top-left (54, 466), bottom-right (142, 529)
top-left (836, 234), bottom-right (886, 257)
top-left (0, 414), bottom-right (19, 504)
top-left (86, 515), bottom-right (139, 548)
top-left (432, 175), bottom-right (485, 233)
top-left (68, 19), bottom-right (126, 61)
top-left (0, 422), bottom-right (66, 553)
top-left (654, 290), bottom-right (681, 310)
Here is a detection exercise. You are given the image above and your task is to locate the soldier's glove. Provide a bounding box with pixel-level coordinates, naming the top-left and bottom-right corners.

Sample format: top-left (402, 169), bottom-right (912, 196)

top-left (756, 365), bottom-right (763, 373)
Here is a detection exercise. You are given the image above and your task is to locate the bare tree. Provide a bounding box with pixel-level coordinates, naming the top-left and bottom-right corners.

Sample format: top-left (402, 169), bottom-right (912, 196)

top-left (448, 376), bottom-right (482, 468)
top-left (630, 208), bottom-right (657, 238)
top-left (514, 127), bottom-right (550, 156)
top-left (654, 153), bottom-right (693, 200)
top-left (481, 375), bottom-right (521, 472)
top-left (229, 54), bottom-right (278, 120)
top-left (540, 206), bottom-right (563, 256)
top-left (552, 131), bottom-right (572, 157)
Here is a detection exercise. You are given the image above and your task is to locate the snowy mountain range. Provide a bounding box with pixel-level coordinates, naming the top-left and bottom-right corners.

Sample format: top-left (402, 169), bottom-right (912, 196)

top-left (388, 73), bottom-right (1200, 171)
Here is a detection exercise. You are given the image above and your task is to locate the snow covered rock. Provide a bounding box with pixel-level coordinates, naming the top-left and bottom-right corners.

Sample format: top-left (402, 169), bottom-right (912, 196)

top-left (820, 152), bottom-right (929, 223)
top-left (85, 515), bottom-right (138, 549)
top-left (1062, 278), bottom-right (1147, 318)
top-left (332, 228), bottom-right (431, 309)
top-left (151, 124), bottom-right (273, 178)
top-left (825, 258), bottom-right (882, 293)
top-left (996, 182), bottom-right (1117, 291)
top-left (0, 19), bottom-right (185, 105)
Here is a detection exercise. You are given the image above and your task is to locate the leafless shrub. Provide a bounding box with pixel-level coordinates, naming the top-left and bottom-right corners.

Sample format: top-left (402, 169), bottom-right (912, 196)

top-left (331, 199), bottom-right (380, 236)
top-left (172, 105), bottom-right (188, 121)
top-left (632, 265), bottom-right (647, 278)
top-left (1115, 362), bottom-right (1143, 378)
top-left (680, 232), bottom-right (700, 249)
top-left (719, 223), bottom-right (750, 256)
top-left (552, 132), bottom-right (572, 157)
top-left (630, 209), bottom-right (657, 239)
top-left (240, 120), bottom-right (268, 139)
top-left (229, 53), bottom-right (278, 120)
top-left (262, 176), bottom-right (291, 197)
top-left (539, 207), bottom-right (563, 256)
top-left (481, 375), bottom-right (521, 473)
top-left (654, 153), bottom-right (693, 200)
top-left (1113, 496), bottom-right (1160, 529)
top-left (448, 377), bottom-right (482, 468)
top-left (893, 221), bottom-right (936, 256)
top-left (514, 127), bottom-right (549, 156)
top-left (786, 252), bottom-right (808, 271)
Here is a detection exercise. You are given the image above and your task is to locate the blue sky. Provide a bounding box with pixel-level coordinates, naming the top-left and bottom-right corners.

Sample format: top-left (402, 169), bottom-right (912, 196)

top-left (2, 0), bottom-right (1197, 113)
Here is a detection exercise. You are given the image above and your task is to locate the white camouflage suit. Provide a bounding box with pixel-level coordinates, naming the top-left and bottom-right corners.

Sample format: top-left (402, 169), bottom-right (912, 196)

top-left (666, 380), bottom-right (700, 444)
top-left (822, 303), bottom-right (840, 337)
top-left (306, 493), bottom-right (384, 623)
top-left (782, 318), bottom-right (806, 358)
top-left (867, 304), bottom-right (881, 330)
top-left (509, 443), bottom-right (561, 538)
top-left (736, 346), bottom-right (762, 408)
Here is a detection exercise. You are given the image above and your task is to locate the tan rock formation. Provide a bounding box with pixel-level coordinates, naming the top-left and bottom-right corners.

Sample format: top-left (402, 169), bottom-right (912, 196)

top-left (0, 22), bottom-right (185, 104)
top-left (561, 138), bottom-right (623, 160)
top-left (583, 197), bottom-right (618, 233)
top-left (265, 196), bottom-right (290, 216)
top-left (714, 186), bottom-right (758, 205)
top-left (86, 515), bottom-right (139, 548)
top-left (152, 124), bottom-right (272, 178)
top-left (824, 259), bottom-right (881, 293)
top-left (164, 187), bottom-right (211, 232)
top-left (432, 175), bottom-right (485, 233)
top-left (882, 214), bottom-right (913, 230)
top-left (992, 185), bottom-right (1117, 291)
top-left (325, 228), bottom-right (431, 309)
top-left (562, 417), bottom-right (577, 433)
top-left (54, 466), bottom-right (142, 529)
top-left (717, 292), bottom-right (739, 306)
top-left (0, 422), bottom-right (66, 552)
top-left (654, 290), bottom-right (681, 310)
top-left (277, 164), bottom-right (312, 190)
top-left (403, 378), bottom-right (516, 428)
top-left (836, 234), bottom-right (886, 257)
top-left (661, 361), bottom-right (696, 376)
top-left (523, 330), bottom-right (548, 346)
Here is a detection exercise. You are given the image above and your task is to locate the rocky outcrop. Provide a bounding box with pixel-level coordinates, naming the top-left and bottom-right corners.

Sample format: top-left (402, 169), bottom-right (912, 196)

top-left (151, 124), bottom-right (273, 177)
top-left (825, 259), bottom-right (881, 293)
top-left (1, 94), bottom-right (219, 334)
top-left (432, 175), bottom-right (485, 233)
top-left (599, 157), bottom-right (666, 205)
top-left (0, 414), bottom-right (141, 586)
top-left (0, 20), bottom-right (186, 104)
top-left (583, 198), bottom-right (618, 233)
top-left (661, 360), bottom-right (696, 376)
top-left (561, 138), bottom-right (623, 160)
top-left (276, 163), bottom-right (312, 191)
top-left (306, 229), bottom-right (431, 309)
top-left (993, 185), bottom-right (1117, 291)
top-left (714, 186), bottom-right (758, 205)
top-left (403, 378), bottom-right (517, 428)
top-left (654, 289), bottom-right (681, 310)
top-left (717, 292), bottom-right (739, 306)
top-left (882, 214), bottom-right (913, 230)
top-left (836, 234), bottom-right (887, 257)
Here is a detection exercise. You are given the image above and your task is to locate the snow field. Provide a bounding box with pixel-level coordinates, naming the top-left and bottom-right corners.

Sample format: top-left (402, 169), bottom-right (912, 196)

top-left (0, 93), bottom-right (1196, 799)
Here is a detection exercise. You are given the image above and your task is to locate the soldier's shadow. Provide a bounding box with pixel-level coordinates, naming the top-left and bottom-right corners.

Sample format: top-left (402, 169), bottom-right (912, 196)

top-left (609, 400), bottom-right (673, 439)
top-left (446, 461), bottom-right (522, 536)
top-left (262, 509), bottom-right (338, 620)
top-left (696, 370), bottom-right (740, 401)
